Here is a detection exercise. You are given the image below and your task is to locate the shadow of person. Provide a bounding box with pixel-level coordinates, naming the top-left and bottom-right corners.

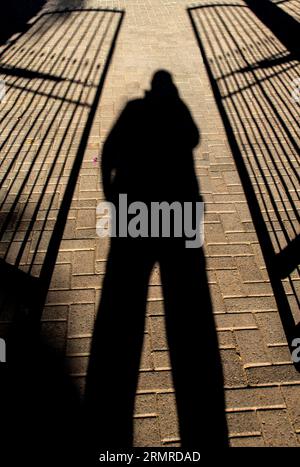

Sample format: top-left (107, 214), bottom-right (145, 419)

top-left (85, 70), bottom-right (228, 452)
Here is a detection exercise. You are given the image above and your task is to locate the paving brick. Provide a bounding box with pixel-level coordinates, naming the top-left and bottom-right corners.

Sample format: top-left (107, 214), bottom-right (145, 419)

top-left (216, 269), bottom-right (245, 297)
top-left (219, 212), bottom-right (244, 233)
top-left (147, 285), bottom-right (163, 300)
top-left (226, 387), bottom-right (285, 411)
top-left (255, 312), bottom-right (287, 345)
top-left (95, 238), bottom-right (110, 260)
top-left (153, 350), bottom-right (172, 370)
top-left (220, 349), bottom-right (248, 388)
top-left (223, 171), bottom-right (241, 186)
top-left (207, 243), bottom-right (253, 257)
top-left (66, 337), bottom-right (91, 356)
top-left (227, 411), bottom-right (261, 436)
top-left (206, 256), bottom-right (237, 270)
top-left (243, 281), bottom-right (276, 296)
top-left (218, 330), bottom-right (235, 349)
top-left (150, 316), bottom-right (168, 351)
top-left (226, 232), bottom-right (258, 244)
top-left (235, 329), bottom-right (270, 365)
top-left (67, 355), bottom-right (89, 376)
top-left (71, 274), bottom-right (103, 290)
top-left (209, 283), bottom-right (226, 312)
top-left (56, 251), bottom-right (72, 263)
top-left (77, 209), bottom-right (96, 230)
top-left (50, 263), bottom-right (71, 290)
top-left (135, 393), bottom-right (157, 416)
top-left (46, 289), bottom-right (95, 305)
top-left (234, 203), bottom-right (252, 223)
top-left (42, 304), bottom-right (68, 321)
top-left (134, 417), bottom-right (161, 447)
top-left (149, 266), bottom-right (161, 286)
top-left (157, 393), bottom-right (180, 441)
top-left (73, 250), bottom-right (95, 275)
top-left (281, 385), bottom-right (300, 431)
top-left (147, 300), bottom-right (164, 316)
top-left (224, 295), bottom-right (277, 313)
top-left (235, 256), bottom-right (264, 282)
top-left (137, 370), bottom-right (174, 392)
top-left (205, 223), bottom-right (226, 243)
top-left (68, 303), bottom-right (95, 338)
top-left (141, 334), bottom-right (154, 371)
top-left (216, 313), bottom-right (257, 331)
top-left (246, 364), bottom-right (300, 386)
top-left (257, 409), bottom-right (299, 446)
top-left (63, 219), bottom-right (76, 239)
top-left (268, 345), bottom-right (292, 364)
top-left (79, 175), bottom-right (98, 192)
top-left (95, 261), bottom-right (107, 274)
top-left (230, 436), bottom-right (265, 447)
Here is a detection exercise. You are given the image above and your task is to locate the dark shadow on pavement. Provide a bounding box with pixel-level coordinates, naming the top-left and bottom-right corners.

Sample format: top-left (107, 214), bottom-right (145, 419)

top-left (245, 0), bottom-right (300, 59)
top-left (0, 321), bottom-right (84, 464)
top-left (85, 70), bottom-right (228, 452)
top-left (0, 0), bottom-right (46, 45)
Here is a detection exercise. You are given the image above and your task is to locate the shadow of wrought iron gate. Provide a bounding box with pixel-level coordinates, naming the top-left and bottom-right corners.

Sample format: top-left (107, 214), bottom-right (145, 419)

top-left (0, 8), bottom-right (124, 331)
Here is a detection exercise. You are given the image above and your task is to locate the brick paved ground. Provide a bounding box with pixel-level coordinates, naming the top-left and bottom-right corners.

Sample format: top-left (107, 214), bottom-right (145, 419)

top-left (0, 0), bottom-right (299, 448)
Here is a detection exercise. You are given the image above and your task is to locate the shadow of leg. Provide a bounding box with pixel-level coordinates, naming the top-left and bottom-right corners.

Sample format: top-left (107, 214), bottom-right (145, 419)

top-left (85, 238), bottom-right (153, 452)
top-left (160, 244), bottom-right (228, 448)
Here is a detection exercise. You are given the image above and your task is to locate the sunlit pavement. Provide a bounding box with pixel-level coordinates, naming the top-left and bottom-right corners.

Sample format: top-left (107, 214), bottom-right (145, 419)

top-left (0, 0), bottom-right (299, 447)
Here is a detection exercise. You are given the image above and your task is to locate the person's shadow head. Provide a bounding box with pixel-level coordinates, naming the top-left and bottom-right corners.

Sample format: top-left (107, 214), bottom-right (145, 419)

top-left (147, 69), bottom-right (179, 99)
top-left (101, 69), bottom-right (201, 205)
top-left (85, 70), bottom-right (228, 453)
